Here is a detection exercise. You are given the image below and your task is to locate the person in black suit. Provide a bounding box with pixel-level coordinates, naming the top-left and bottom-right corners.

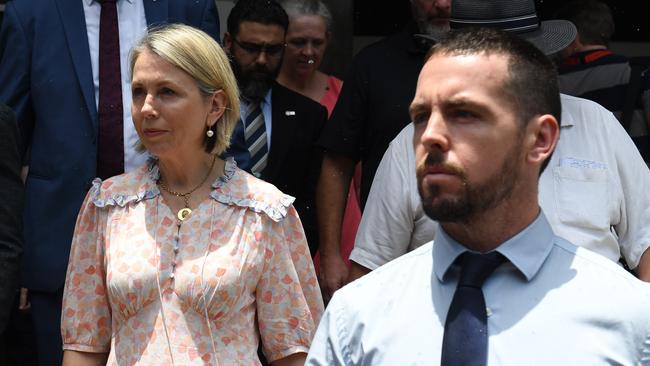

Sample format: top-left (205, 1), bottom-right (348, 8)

top-left (0, 103), bottom-right (23, 339)
top-left (0, 103), bottom-right (31, 366)
top-left (222, 0), bottom-right (327, 255)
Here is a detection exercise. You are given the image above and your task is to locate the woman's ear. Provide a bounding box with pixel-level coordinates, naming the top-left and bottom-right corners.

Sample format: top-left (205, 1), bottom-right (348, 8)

top-left (207, 90), bottom-right (227, 129)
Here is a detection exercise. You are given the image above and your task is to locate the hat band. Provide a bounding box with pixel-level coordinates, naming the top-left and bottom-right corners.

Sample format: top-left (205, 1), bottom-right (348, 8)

top-left (450, 14), bottom-right (540, 34)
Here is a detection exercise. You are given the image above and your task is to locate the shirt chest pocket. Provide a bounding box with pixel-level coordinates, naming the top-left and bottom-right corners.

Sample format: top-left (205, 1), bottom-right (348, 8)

top-left (553, 166), bottom-right (609, 230)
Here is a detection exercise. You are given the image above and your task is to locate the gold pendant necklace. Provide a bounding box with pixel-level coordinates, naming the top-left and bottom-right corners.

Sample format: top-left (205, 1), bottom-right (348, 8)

top-left (158, 155), bottom-right (217, 221)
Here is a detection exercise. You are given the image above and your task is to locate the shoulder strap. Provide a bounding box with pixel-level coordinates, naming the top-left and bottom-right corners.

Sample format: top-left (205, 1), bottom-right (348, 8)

top-left (620, 57), bottom-right (650, 132)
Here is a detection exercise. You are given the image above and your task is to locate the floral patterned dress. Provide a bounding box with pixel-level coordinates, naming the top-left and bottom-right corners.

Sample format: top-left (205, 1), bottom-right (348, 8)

top-left (61, 158), bottom-right (324, 365)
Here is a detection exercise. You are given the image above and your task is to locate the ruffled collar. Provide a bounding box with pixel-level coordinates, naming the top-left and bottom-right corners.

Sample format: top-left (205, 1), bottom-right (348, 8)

top-left (90, 157), bottom-right (294, 222)
top-left (144, 156), bottom-right (237, 192)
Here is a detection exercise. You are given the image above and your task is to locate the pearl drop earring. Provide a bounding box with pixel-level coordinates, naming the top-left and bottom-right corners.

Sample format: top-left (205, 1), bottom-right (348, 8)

top-left (206, 129), bottom-right (214, 137)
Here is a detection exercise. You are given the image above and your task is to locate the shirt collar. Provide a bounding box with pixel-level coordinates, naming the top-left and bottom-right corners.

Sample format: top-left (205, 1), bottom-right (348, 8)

top-left (242, 89), bottom-right (272, 108)
top-left (559, 94), bottom-right (575, 128)
top-left (561, 49), bottom-right (612, 66)
top-left (86, 0), bottom-right (134, 6)
top-left (433, 211), bottom-right (556, 282)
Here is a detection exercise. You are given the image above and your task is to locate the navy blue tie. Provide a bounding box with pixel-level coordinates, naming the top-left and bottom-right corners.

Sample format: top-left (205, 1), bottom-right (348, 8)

top-left (441, 252), bottom-right (506, 366)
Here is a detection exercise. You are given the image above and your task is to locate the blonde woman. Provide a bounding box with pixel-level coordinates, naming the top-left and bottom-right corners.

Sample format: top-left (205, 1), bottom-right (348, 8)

top-left (61, 24), bottom-right (323, 366)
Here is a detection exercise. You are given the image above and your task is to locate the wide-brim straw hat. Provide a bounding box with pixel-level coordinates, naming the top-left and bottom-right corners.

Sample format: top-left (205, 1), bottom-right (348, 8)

top-left (448, 0), bottom-right (577, 55)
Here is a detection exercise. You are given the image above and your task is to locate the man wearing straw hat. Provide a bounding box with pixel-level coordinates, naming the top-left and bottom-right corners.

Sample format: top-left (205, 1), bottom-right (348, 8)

top-left (306, 10), bottom-right (650, 366)
top-left (347, 0), bottom-right (650, 284)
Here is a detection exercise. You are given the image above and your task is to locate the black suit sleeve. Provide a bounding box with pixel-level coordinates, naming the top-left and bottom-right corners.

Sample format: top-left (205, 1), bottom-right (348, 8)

top-left (297, 104), bottom-right (327, 255)
top-left (0, 104), bottom-right (24, 333)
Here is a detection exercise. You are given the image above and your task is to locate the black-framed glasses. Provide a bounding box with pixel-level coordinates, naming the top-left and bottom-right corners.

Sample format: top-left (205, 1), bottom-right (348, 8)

top-left (233, 38), bottom-right (286, 57)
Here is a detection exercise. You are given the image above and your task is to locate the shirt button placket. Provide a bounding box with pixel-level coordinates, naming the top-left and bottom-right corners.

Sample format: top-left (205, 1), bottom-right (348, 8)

top-left (170, 235), bottom-right (180, 281)
top-left (173, 236), bottom-right (180, 254)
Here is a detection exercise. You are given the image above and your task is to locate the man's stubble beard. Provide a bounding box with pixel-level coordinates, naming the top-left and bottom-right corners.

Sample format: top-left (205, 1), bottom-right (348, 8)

top-left (417, 138), bottom-right (524, 224)
top-left (412, 2), bottom-right (451, 40)
top-left (417, 21), bottom-right (449, 41)
top-left (231, 57), bottom-right (281, 102)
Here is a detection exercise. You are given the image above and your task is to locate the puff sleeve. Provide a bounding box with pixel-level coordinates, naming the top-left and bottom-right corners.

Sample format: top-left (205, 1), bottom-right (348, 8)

top-left (256, 205), bottom-right (324, 362)
top-left (61, 184), bottom-right (112, 353)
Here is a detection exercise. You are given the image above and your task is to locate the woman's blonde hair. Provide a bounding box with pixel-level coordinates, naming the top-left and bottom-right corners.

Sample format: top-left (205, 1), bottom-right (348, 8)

top-left (130, 23), bottom-right (240, 155)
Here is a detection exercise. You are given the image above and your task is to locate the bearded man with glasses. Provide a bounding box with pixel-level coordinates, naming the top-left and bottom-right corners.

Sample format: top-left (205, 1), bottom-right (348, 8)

top-left (222, 0), bottom-right (328, 256)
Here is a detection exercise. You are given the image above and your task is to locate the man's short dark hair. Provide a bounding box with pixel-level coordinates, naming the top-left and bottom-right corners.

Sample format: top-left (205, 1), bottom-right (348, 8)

top-left (426, 27), bottom-right (561, 173)
top-left (554, 0), bottom-right (614, 47)
top-left (227, 0), bottom-right (289, 37)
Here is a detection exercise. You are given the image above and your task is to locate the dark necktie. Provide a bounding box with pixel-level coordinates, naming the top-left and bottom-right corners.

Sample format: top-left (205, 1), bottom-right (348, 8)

top-left (97, 0), bottom-right (124, 179)
top-left (243, 102), bottom-right (268, 177)
top-left (441, 252), bottom-right (506, 366)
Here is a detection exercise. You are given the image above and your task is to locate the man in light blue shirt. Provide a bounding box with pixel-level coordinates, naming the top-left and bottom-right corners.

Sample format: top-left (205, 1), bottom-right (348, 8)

top-left (306, 26), bottom-right (650, 366)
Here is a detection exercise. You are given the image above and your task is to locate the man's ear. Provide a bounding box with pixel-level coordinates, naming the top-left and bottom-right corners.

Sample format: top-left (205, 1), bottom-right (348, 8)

top-left (573, 34), bottom-right (585, 51)
top-left (207, 90), bottom-right (227, 129)
top-left (526, 114), bottom-right (560, 168)
top-left (561, 38), bottom-right (581, 59)
top-left (223, 32), bottom-right (233, 53)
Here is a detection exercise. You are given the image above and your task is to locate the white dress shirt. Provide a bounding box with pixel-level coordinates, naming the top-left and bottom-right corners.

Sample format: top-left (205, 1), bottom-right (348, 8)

top-left (307, 213), bottom-right (650, 365)
top-left (83, 0), bottom-right (148, 172)
top-left (350, 94), bottom-right (650, 270)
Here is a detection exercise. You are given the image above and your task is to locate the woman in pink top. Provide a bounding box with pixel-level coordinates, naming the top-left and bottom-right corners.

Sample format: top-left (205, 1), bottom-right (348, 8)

top-left (61, 24), bottom-right (323, 366)
top-left (277, 0), bottom-right (361, 276)
top-left (277, 0), bottom-right (341, 117)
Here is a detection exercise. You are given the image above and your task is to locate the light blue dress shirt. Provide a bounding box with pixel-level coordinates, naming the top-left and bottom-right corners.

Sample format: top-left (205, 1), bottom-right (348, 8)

top-left (306, 213), bottom-right (650, 365)
top-left (240, 90), bottom-right (273, 148)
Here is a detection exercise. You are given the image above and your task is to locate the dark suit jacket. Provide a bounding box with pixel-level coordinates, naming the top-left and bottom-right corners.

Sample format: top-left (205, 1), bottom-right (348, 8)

top-left (0, 103), bottom-right (23, 333)
top-left (0, 0), bottom-right (220, 292)
top-left (225, 83), bottom-right (327, 254)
